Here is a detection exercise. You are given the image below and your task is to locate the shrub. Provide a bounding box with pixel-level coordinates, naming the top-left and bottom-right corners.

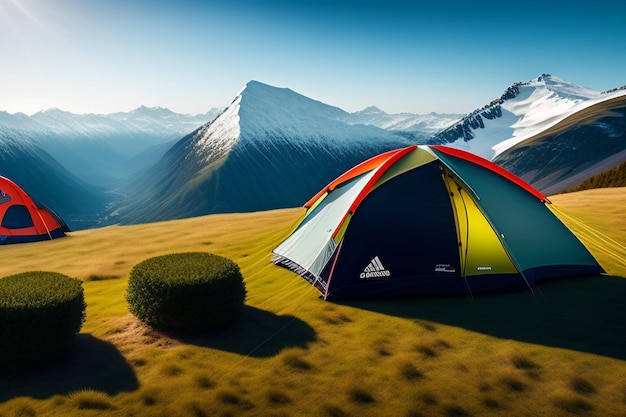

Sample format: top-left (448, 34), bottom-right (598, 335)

top-left (70, 389), bottom-right (116, 410)
top-left (126, 252), bottom-right (246, 330)
top-left (0, 271), bottom-right (86, 369)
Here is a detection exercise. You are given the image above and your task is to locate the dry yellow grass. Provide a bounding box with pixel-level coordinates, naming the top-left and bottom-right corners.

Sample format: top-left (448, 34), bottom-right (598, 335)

top-left (0, 190), bottom-right (625, 417)
top-left (549, 187), bottom-right (626, 278)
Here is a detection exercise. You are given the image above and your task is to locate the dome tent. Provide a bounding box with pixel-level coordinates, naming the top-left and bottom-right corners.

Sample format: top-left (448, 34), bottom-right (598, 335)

top-left (272, 145), bottom-right (604, 300)
top-left (0, 176), bottom-right (69, 244)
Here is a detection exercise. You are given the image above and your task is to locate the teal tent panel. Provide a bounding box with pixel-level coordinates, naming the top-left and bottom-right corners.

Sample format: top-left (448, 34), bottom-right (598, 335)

top-left (434, 151), bottom-right (603, 278)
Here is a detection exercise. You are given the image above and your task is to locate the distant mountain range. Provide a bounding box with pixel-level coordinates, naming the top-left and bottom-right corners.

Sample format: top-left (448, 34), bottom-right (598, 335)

top-left (0, 106), bottom-right (222, 229)
top-left (0, 106), bottom-right (222, 185)
top-left (1, 75), bottom-right (624, 229)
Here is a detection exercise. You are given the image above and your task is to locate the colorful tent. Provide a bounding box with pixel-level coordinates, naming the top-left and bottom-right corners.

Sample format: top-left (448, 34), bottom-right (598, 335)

top-left (0, 176), bottom-right (69, 244)
top-left (272, 145), bottom-right (604, 300)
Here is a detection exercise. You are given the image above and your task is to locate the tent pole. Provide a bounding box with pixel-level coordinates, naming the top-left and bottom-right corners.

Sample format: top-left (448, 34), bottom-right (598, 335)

top-left (440, 166), bottom-right (473, 299)
top-left (33, 205), bottom-right (53, 240)
top-left (495, 231), bottom-right (535, 295)
top-left (323, 238), bottom-right (344, 300)
top-left (457, 188), bottom-right (474, 300)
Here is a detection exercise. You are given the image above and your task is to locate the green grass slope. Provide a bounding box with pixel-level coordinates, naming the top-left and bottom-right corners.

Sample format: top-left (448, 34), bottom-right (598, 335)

top-left (0, 190), bottom-right (625, 417)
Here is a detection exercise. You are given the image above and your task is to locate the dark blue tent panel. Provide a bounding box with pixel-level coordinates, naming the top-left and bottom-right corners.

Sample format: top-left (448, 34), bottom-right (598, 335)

top-left (322, 161), bottom-right (463, 299)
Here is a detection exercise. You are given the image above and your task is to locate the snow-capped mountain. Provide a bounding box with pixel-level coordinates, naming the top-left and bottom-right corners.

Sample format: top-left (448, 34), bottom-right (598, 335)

top-left (112, 81), bottom-right (412, 224)
top-left (432, 75), bottom-right (626, 157)
top-left (192, 81), bottom-right (411, 160)
top-left (431, 74), bottom-right (626, 193)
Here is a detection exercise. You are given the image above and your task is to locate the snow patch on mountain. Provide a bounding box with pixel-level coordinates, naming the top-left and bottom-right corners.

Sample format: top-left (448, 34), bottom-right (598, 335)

top-left (346, 105), bottom-right (461, 133)
top-left (236, 81), bottom-right (407, 145)
top-left (493, 77), bottom-right (626, 156)
top-left (192, 80), bottom-right (411, 163)
top-left (239, 81), bottom-right (348, 136)
top-left (432, 74), bottom-right (626, 160)
top-left (194, 99), bottom-right (240, 163)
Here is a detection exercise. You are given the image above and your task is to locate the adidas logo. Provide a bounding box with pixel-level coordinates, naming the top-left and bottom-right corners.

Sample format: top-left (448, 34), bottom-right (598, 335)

top-left (359, 256), bottom-right (391, 279)
top-left (435, 263), bottom-right (456, 273)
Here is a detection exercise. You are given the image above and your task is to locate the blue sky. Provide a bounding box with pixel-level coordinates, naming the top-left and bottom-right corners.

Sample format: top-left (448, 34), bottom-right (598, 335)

top-left (1, 0), bottom-right (625, 115)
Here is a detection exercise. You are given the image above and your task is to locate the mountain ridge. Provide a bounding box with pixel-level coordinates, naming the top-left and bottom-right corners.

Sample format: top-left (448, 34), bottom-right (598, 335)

top-left (426, 74), bottom-right (626, 194)
top-left (112, 81), bottom-right (414, 224)
top-left (431, 74), bottom-right (626, 159)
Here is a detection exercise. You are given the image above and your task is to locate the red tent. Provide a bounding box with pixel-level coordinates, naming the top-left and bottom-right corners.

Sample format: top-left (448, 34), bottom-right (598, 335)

top-left (0, 176), bottom-right (69, 244)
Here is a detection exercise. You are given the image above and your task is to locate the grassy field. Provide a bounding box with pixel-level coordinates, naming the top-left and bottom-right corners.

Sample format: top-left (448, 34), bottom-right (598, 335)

top-left (0, 188), bottom-right (625, 417)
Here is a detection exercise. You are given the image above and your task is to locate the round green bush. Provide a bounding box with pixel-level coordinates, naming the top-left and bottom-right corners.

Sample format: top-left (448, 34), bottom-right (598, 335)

top-left (126, 252), bottom-right (247, 330)
top-left (0, 271), bottom-right (86, 369)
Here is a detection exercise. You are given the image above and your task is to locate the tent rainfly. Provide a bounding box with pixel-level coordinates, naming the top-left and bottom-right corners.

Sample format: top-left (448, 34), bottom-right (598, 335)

top-left (272, 145), bottom-right (604, 300)
top-left (0, 176), bottom-right (69, 244)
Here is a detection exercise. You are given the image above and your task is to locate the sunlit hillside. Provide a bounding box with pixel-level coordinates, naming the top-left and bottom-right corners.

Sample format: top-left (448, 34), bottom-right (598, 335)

top-left (0, 189), bottom-right (625, 417)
